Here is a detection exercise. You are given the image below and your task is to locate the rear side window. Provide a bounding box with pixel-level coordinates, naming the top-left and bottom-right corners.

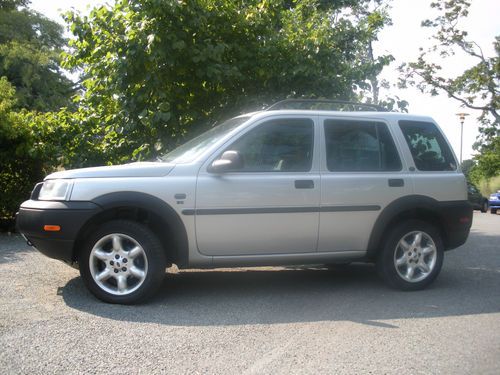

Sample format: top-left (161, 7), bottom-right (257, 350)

top-left (399, 120), bottom-right (456, 171)
top-left (324, 119), bottom-right (401, 172)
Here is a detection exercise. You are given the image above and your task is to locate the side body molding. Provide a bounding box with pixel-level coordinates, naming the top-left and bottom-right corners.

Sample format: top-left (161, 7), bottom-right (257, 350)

top-left (88, 191), bottom-right (189, 266)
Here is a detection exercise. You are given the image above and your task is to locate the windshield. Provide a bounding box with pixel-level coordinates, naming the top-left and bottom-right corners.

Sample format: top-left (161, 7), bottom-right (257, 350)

top-left (159, 116), bottom-right (250, 163)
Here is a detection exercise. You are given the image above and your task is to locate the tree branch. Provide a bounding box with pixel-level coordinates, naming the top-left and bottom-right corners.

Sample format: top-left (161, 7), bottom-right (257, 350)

top-left (411, 69), bottom-right (497, 116)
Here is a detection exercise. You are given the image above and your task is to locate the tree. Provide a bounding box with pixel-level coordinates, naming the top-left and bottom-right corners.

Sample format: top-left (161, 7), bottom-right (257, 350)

top-left (63, 0), bottom-right (395, 162)
top-left (0, 0), bottom-right (29, 11)
top-left (0, 1), bottom-right (75, 111)
top-left (0, 0), bottom-right (76, 220)
top-left (399, 0), bottom-right (499, 178)
top-left (349, 0), bottom-right (408, 111)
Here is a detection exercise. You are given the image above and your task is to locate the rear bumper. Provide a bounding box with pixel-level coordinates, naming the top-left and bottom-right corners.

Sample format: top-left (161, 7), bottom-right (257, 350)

top-left (16, 200), bottom-right (101, 262)
top-left (439, 200), bottom-right (473, 250)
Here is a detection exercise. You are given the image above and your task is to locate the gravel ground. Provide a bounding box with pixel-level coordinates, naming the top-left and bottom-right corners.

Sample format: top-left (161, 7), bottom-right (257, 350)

top-left (0, 212), bottom-right (499, 374)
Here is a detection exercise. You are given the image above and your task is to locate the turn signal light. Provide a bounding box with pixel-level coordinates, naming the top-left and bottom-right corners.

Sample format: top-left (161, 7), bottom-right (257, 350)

top-left (43, 225), bottom-right (61, 232)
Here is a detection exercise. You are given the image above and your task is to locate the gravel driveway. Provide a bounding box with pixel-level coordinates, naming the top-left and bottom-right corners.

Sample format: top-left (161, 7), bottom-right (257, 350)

top-left (1, 212), bottom-right (499, 374)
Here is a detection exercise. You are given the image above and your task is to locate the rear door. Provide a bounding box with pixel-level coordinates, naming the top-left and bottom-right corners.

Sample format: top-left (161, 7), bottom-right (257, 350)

top-left (318, 116), bottom-right (413, 252)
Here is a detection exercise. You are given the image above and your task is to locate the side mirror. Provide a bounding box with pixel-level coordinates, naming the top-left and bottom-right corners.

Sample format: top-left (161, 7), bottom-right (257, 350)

top-left (208, 150), bottom-right (243, 173)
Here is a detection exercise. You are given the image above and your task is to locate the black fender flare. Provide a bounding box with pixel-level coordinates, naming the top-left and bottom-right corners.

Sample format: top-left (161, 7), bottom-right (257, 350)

top-left (366, 195), bottom-right (465, 258)
top-left (79, 191), bottom-right (189, 266)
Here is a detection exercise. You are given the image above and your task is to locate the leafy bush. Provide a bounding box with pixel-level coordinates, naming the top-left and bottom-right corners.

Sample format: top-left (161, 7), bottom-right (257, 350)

top-left (0, 78), bottom-right (47, 218)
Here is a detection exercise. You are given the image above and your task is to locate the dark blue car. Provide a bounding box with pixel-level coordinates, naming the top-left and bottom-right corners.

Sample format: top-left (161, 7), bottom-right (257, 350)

top-left (489, 190), bottom-right (500, 214)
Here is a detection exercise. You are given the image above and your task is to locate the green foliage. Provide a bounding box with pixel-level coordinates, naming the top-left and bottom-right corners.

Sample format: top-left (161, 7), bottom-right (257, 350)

top-left (0, 77), bottom-right (47, 218)
top-left (0, 0), bottom-right (30, 11)
top-left (0, 2), bottom-right (75, 219)
top-left (349, 0), bottom-right (407, 110)
top-left (478, 175), bottom-right (500, 196)
top-left (471, 136), bottom-right (500, 179)
top-left (0, 87), bottom-right (92, 218)
top-left (399, 0), bottom-right (499, 179)
top-left (63, 0), bottom-right (395, 161)
top-left (469, 170), bottom-right (500, 197)
top-left (0, 5), bottom-right (74, 111)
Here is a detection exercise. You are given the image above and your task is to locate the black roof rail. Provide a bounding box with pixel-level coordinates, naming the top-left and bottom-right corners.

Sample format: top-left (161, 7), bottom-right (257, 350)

top-left (266, 99), bottom-right (388, 112)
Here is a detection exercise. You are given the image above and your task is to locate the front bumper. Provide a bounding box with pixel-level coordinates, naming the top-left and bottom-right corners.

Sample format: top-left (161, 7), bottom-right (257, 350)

top-left (16, 200), bottom-right (101, 262)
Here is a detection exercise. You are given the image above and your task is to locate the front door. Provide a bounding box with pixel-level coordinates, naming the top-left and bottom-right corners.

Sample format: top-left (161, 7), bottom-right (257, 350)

top-left (195, 116), bottom-right (320, 256)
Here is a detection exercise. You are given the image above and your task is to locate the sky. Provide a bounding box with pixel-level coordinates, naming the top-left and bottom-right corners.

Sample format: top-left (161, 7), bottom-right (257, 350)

top-left (30, 0), bottom-right (500, 161)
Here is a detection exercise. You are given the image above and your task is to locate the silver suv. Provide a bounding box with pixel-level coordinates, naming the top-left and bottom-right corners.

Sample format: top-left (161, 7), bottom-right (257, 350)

top-left (17, 100), bottom-right (473, 304)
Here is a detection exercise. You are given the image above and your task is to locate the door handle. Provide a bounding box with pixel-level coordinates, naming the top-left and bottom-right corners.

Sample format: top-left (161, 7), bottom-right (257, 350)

top-left (388, 178), bottom-right (404, 187)
top-left (295, 180), bottom-right (314, 189)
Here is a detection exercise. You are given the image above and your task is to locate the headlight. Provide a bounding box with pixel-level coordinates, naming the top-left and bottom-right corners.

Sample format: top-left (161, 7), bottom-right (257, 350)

top-left (38, 179), bottom-right (73, 201)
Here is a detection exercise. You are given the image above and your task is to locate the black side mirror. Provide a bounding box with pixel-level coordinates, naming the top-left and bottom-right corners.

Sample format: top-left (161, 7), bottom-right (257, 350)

top-left (208, 150), bottom-right (243, 173)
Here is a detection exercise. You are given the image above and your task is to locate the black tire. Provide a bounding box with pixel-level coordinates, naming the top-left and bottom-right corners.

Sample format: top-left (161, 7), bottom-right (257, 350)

top-left (491, 208), bottom-right (497, 215)
top-left (79, 220), bottom-right (166, 304)
top-left (377, 220), bottom-right (444, 291)
top-left (481, 200), bottom-right (488, 213)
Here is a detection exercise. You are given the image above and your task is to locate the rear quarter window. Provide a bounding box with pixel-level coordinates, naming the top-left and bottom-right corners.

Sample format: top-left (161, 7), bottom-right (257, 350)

top-left (399, 120), bottom-right (457, 171)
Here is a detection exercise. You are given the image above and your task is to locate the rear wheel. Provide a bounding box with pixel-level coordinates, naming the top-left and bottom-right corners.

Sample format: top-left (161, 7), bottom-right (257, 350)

top-left (377, 220), bottom-right (443, 291)
top-left (79, 220), bottom-right (166, 304)
top-left (491, 208), bottom-right (497, 214)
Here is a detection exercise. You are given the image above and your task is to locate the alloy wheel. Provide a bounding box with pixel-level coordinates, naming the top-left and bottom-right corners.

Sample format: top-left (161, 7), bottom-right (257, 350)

top-left (393, 231), bottom-right (437, 283)
top-left (89, 233), bottom-right (148, 295)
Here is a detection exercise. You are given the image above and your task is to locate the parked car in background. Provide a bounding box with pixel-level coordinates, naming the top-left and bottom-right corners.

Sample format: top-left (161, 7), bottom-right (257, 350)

top-left (467, 183), bottom-right (489, 213)
top-left (489, 190), bottom-right (500, 214)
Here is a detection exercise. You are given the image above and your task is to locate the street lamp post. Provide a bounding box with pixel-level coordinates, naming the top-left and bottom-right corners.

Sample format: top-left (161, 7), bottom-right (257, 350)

top-left (455, 112), bottom-right (469, 164)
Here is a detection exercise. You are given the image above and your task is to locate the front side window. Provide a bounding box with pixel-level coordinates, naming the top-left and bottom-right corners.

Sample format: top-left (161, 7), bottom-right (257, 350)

top-left (399, 120), bottom-right (456, 171)
top-left (324, 119), bottom-right (401, 172)
top-left (222, 118), bottom-right (314, 172)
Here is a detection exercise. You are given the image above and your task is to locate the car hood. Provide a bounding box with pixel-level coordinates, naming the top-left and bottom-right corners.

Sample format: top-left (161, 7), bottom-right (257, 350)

top-left (45, 162), bottom-right (175, 179)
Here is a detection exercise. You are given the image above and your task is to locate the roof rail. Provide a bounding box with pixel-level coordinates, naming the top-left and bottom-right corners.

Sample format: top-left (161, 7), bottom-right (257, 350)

top-left (266, 99), bottom-right (388, 112)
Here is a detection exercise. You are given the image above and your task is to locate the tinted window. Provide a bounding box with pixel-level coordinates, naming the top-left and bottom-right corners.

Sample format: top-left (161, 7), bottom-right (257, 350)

top-left (399, 120), bottom-right (456, 171)
top-left (224, 118), bottom-right (314, 172)
top-left (324, 119), bottom-right (401, 171)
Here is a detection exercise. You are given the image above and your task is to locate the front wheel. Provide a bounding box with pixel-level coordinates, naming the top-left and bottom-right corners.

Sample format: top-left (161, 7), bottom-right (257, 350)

top-left (377, 220), bottom-right (444, 291)
top-left (79, 220), bottom-right (166, 304)
top-left (481, 201), bottom-right (488, 213)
